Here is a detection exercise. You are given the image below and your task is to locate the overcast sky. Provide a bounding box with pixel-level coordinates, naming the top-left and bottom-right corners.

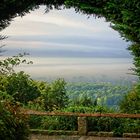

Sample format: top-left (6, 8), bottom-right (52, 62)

top-left (1, 6), bottom-right (131, 58)
top-left (0, 6), bottom-right (136, 80)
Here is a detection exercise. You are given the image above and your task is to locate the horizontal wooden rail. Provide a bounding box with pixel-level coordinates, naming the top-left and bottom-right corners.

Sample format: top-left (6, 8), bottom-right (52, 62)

top-left (21, 109), bottom-right (140, 118)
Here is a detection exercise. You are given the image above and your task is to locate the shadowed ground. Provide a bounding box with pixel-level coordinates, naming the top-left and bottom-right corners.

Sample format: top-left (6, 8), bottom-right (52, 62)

top-left (30, 135), bottom-right (140, 140)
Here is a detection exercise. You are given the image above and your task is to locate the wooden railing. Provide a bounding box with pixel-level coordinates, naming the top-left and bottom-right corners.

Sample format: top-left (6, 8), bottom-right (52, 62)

top-left (22, 109), bottom-right (140, 137)
top-left (22, 109), bottom-right (140, 118)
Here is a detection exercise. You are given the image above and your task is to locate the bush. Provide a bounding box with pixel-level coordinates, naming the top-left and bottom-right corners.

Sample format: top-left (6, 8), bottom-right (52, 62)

top-left (5, 72), bottom-right (41, 104)
top-left (123, 119), bottom-right (140, 133)
top-left (0, 101), bottom-right (29, 140)
top-left (120, 83), bottom-right (140, 114)
top-left (28, 115), bottom-right (42, 129)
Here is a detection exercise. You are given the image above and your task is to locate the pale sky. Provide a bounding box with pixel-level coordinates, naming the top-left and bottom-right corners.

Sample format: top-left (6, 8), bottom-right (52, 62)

top-left (0, 6), bottom-right (136, 80)
top-left (1, 6), bottom-right (131, 58)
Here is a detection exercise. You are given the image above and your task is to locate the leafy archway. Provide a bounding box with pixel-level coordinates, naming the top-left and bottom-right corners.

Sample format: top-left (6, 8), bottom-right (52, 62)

top-left (0, 0), bottom-right (140, 77)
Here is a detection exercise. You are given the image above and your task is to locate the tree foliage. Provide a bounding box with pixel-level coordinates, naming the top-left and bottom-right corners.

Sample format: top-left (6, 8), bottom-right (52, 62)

top-left (0, 54), bottom-right (34, 139)
top-left (0, 99), bottom-right (29, 140)
top-left (0, 53), bottom-right (33, 75)
top-left (120, 83), bottom-right (140, 114)
top-left (67, 82), bottom-right (131, 109)
top-left (1, 72), bottom-right (41, 104)
top-left (40, 79), bottom-right (68, 111)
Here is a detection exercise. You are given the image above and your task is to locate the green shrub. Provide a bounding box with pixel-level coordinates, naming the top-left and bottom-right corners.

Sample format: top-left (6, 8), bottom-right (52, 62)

top-left (120, 83), bottom-right (140, 114)
top-left (123, 119), bottom-right (140, 133)
top-left (28, 115), bottom-right (43, 129)
top-left (0, 101), bottom-right (29, 140)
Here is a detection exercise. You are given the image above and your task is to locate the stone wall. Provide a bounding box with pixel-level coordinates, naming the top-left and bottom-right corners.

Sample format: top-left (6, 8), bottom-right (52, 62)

top-left (29, 116), bottom-right (140, 140)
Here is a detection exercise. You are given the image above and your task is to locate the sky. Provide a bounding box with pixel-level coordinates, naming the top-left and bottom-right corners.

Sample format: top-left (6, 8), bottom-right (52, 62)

top-left (0, 6), bottom-right (135, 81)
top-left (1, 6), bottom-right (131, 58)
